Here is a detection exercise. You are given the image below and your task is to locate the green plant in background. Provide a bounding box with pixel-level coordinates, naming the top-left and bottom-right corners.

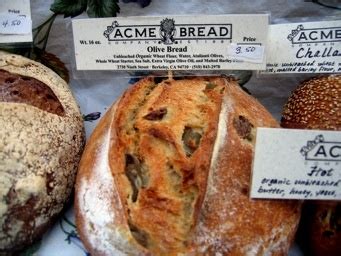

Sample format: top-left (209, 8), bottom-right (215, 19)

top-left (0, 0), bottom-right (138, 82)
top-left (19, 240), bottom-right (42, 256)
top-left (0, 11), bottom-right (69, 82)
top-left (50, 0), bottom-right (120, 18)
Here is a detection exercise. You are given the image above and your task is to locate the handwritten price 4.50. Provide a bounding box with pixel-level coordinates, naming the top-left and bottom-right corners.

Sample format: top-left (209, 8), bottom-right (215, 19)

top-left (2, 19), bottom-right (22, 28)
top-left (0, 15), bottom-right (31, 34)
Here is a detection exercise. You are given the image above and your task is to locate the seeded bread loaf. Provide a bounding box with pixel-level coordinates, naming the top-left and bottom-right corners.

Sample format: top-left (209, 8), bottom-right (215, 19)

top-left (0, 51), bottom-right (85, 252)
top-left (75, 76), bottom-right (301, 255)
top-left (281, 75), bottom-right (341, 256)
top-left (281, 75), bottom-right (340, 130)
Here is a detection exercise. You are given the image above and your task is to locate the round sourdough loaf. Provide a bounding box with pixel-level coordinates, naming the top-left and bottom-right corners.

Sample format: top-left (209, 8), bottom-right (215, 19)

top-left (75, 76), bottom-right (301, 255)
top-left (0, 51), bottom-right (85, 252)
top-left (281, 75), bottom-right (340, 256)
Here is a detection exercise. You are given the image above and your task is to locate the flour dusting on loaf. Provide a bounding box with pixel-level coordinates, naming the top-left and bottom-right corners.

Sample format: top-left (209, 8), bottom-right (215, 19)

top-left (0, 51), bottom-right (85, 252)
top-left (76, 103), bottom-right (142, 256)
top-left (207, 93), bottom-right (230, 198)
top-left (79, 131), bottom-right (125, 255)
top-left (75, 76), bottom-right (301, 255)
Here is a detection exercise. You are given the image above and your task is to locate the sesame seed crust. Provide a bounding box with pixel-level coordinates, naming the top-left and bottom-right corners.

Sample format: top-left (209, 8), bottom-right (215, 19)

top-left (281, 75), bottom-right (341, 130)
top-left (281, 75), bottom-right (341, 255)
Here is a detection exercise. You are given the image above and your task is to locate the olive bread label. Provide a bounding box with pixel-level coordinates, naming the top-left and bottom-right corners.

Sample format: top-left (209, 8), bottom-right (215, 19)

top-left (71, 14), bottom-right (268, 71)
top-left (0, 0), bottom-right (32, 43)
top-left (263, 20), bottom-right (341, 74)
top-left (251, 128), bottom-right (341, 200)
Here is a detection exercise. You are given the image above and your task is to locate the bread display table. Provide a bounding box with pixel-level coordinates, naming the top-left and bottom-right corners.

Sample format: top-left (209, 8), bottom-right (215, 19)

top-left (2, 0), bottom-right (340, 255)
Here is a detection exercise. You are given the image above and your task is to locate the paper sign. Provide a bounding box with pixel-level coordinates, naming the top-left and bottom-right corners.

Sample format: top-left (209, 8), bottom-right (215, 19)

top-left (72, 14), bottom-right (269, 71)
top-left (251, 128), bottom-right (341, 200)
top-left (0, 0), bottom-right (32, 44)
top-left (263, 20), bottom-right (341, 74)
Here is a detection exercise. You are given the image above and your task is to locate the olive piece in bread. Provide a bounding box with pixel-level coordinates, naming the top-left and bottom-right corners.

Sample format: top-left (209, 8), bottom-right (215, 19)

top-left (0, 51), bottom-right (85, 253)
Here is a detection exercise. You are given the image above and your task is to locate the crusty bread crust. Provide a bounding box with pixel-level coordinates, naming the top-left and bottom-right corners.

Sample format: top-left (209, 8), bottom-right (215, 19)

top-left (0, 51), bottom-right (85, 252)
top-left (76, 76), bottom-right (301, 255)
top-left (192, 78), bottom-right (301, 255)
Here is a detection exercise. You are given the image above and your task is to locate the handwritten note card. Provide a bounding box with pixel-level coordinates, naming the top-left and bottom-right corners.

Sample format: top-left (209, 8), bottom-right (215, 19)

top-left (263, 20), bottom-right (341, 74)
top-left (251, 128), bottom-right (341, 200)
top-left (0, 0), bottom-right (32, 43)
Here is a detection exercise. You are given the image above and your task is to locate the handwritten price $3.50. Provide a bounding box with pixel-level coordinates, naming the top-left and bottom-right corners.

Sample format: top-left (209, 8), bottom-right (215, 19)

top-left (228, 43), bottom-right (265, 63)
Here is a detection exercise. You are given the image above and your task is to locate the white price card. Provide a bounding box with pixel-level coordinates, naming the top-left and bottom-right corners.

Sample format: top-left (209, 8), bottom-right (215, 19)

top-left (0, 14), bottom-right (32, 35)
top-left (0, 0), bottom-right (32, 44)
top-left (227, 43), bottom-right (265, 63)
top-left (251, 128), bottom-right (341, 200)
top-left (72, 14), bottom-right (269, 71)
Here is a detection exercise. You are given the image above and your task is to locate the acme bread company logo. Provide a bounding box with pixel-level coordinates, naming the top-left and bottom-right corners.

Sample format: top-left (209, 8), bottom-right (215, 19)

top-left (103, 18), bottom-right (232, 44)
top-left (287, 24), bottom-right (341, 44)
top-left (300, 135), bottom-right (341, 162)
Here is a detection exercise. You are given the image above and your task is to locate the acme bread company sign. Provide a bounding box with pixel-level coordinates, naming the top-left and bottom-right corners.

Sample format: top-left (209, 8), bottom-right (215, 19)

top-left (287, 24), bottom-right (341, 59)
top-left (300, 134), bottom-right (341, 162)
top-left (264, 20), bottom-right (341, 74)
top-left (103, 18), bottom-right (232, 46)
top-left (72, 14), bottom-right (268, 70)
top-left (287, 25), bottom-right (340, 44)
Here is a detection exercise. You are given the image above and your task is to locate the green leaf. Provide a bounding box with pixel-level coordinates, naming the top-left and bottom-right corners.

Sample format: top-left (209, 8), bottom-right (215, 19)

top-left (50, 0), bottom-right (87, 18)
top-left (19, 240), bottom-right (42, 256)
top-left (0, 45), bottom-right (32, 57)
top-left (87, 0), bottom-right (120, 17)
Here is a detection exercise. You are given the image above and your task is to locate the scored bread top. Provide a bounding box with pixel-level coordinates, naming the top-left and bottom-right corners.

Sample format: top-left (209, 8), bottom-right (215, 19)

top-left (76, 76), bottom-right (301, 255)
top-left (114, 76), bottom-right (226, 253)
top-left (0, 69), bottom-right (65, 116)
top-left (0, 51), bottom-right (85, 251)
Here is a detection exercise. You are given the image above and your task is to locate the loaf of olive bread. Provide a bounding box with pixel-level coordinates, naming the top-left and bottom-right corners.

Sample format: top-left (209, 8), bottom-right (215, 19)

top-left (76, 75), bottom-right (301, 255)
